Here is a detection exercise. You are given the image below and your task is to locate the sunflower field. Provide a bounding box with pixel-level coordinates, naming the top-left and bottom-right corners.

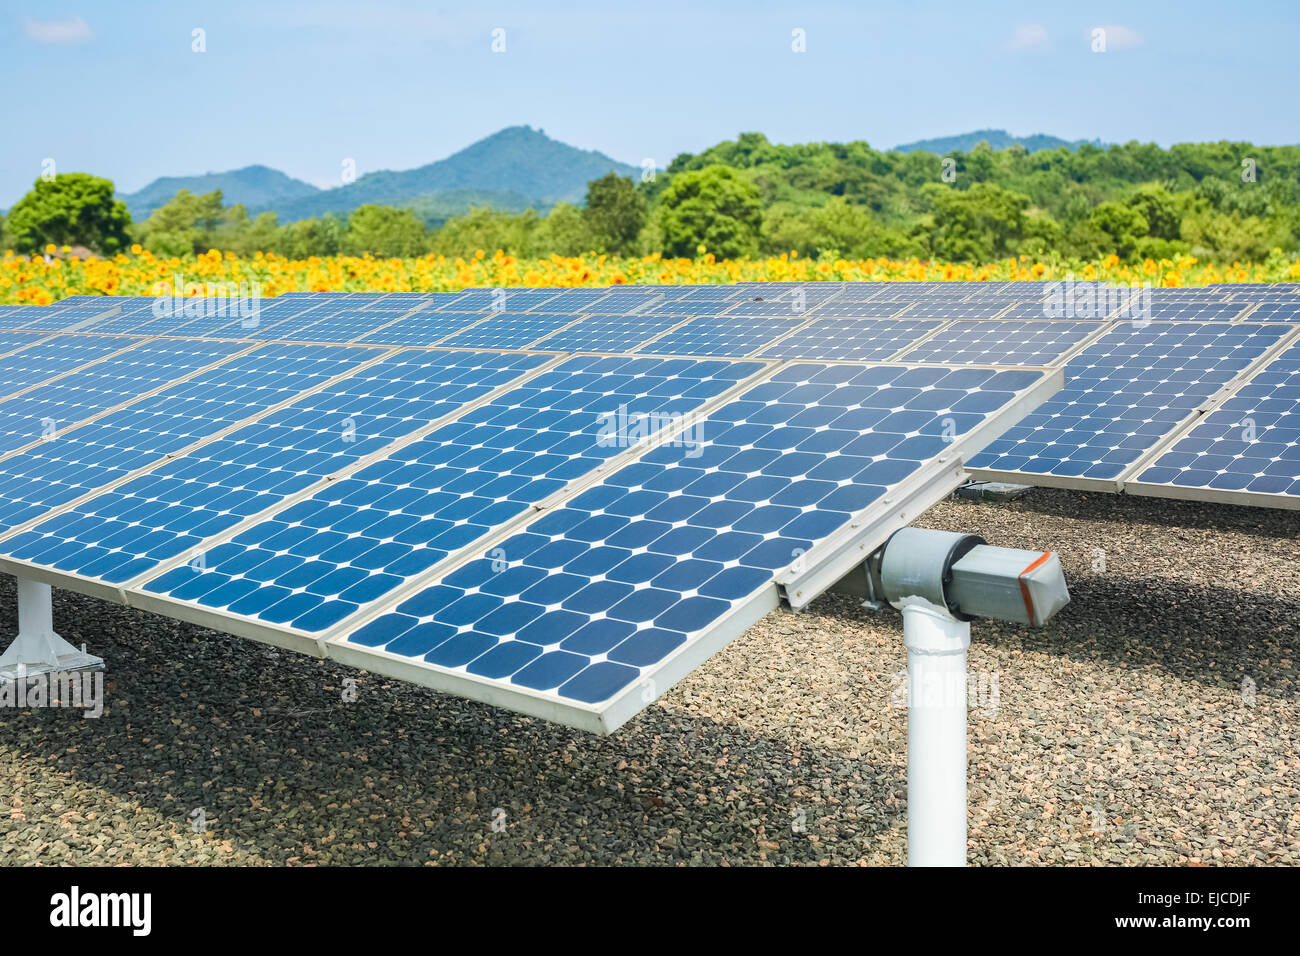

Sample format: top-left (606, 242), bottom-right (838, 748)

top-left (5, 246), bottom-right (1300, 306)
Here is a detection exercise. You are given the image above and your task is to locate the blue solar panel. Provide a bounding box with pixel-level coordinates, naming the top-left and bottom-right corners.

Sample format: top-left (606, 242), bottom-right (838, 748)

top-left (82, 301), bottom-right (209, 336)
top-left (897, 320), bottom-right (1099, 366)
top-left (529, 315), bottom-right (685, 353)
top-left (631, 303), bottom-right (727, 319)
top-left (0, 332), bottom-right (45, 356)
top-left (584, 294), bottom-right (675, 315)
top-left (674, 288), bottom-right (745, 303)
top-left (759, 319), bottom-right (939, 362)
top-left (340, 361), bottom-right (1050, 724)
top-left (1245, 303), bottom-right (1300, 321)
top-left (4, 350), bottom-right (553, 587)
top-left (359, 293), bottom-right (436, 310)
top-left (437, 313), bottom-right (584, 350)
top-left (48, 296), bottom-right (115, 308)
top-left (0, 344), bottom-right (379, 536)
top-left (723, 299), bottom-right (821, 318)
top-left (899, 302), bottom-right (1014, 320)
top-left (803, 301), bottom-right (908, 318)
top-left (1130, 342), bottom-right (1300, 501)
top-left (0, 335), bottom-right (141, 397)
top-left (240, 309), bottom-right (413, 344)
top-left (968, 322), bottom-right (1292, 483)
top-left (14, 305), bottom-right (122, 332)
top-left (637, 316), bottom-right (805, 357)
top-left (1120, 302), bottom-right (1248, 322)
top-left (525, 291), bottom-right (612, 313)
top-left (352, 312), bottom-right (489, 347)
top-left (125, 355), bottom-right (762, 632)
top-left (995, 300), bottom-right (1094, 320)
top-left (0, 339), bottom-right (249, 455)
top-left (89, 297), bottom-right (309, 337)
top-left (438, 290), bottom-right (558, 313)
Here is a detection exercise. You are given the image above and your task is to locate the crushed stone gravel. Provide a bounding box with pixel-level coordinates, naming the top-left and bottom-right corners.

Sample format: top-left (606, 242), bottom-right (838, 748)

top-left (0, 488), bottom-right (1296, 866)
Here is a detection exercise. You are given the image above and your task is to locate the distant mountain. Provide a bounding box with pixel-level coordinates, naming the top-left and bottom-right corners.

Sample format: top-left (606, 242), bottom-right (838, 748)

top-left (119, 165), bottom-right (319, 220)
top-left (891, 129), bottom-right (1106, 154)
top-left (262, 126), bottom-right (640, 224)
top-left (116, 126), bottom-right (640, 226)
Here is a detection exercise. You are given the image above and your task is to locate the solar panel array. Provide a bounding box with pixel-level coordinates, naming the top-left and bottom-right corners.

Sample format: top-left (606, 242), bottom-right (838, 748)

top-left (1, 278), bottom-right (1298, 730)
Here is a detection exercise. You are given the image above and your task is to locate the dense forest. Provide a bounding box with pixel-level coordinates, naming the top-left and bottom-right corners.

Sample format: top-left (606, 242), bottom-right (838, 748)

top-left (4, 134), bottom-right (1299, 265)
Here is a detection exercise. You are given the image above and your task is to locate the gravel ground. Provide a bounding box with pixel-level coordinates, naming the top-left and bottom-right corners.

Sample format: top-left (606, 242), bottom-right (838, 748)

top-left (0, 488), bottom-right (1296, 866)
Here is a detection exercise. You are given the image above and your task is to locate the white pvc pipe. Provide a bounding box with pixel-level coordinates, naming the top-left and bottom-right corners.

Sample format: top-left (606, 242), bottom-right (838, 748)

top-left (18, 579), bottom-right (55, 641)
top-left (902, 600), bottom-right (971, 867)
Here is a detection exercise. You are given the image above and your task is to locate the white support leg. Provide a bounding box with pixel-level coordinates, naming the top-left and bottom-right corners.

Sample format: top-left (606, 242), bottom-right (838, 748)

top-left (902, 600), bottom-right (970, 867)
top-left (0, 578), bottom-right (102, 681)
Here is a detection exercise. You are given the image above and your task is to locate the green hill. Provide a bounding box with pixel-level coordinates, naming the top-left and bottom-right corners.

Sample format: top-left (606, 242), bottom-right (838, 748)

top-left (119, 165), bottom-right (319, 220)
top-left (892, 129), bottom-right (1105, 154)
top-left (262, 126), bottom-right (640, 223)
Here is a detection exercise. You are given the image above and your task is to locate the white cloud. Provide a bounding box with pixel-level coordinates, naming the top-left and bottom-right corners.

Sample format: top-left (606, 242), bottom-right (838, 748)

top-left (1091, 24), bottom-right (1143, 50)
top-left (1010, 23), bottom-right (1050, 52)
top-left (24, 16), bottom-right (94, 45)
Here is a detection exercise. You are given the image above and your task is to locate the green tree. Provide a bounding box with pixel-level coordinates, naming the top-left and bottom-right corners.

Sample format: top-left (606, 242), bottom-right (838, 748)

top-left (1125, 185), bottom-right (1181, 240)
top-left (531, 202), bottom-right (592, 256)
top-left (1018, 212), bottom-right (1065, 258)
top-left (760, 198), bottom-right (877, 257)
top-left (135, 188), bottom-right (225, 255)
top-left (922, 182), bottom-right (1031, 261)
top-left (1181, 211), bottom-right (1283, 262)
top-left (655, 165), bottom-right (762, 258)
top-left (583, 173), bottom-right (646, 254)
top-left (430, 207), bottom-right (539, 256)
top-left (342, 205), bottom-right (428, 257)
top-left (279, 215), bottom-right (345, 257)
top-left (6, 173), bottom-right (131, 254)
top-left (1088, 201), bottom-right (1149, 259)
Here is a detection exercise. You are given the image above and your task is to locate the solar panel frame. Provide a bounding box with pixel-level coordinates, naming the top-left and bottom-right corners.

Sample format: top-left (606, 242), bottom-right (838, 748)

top-left (1242, 302), bottom-right (1300, 322)
top-left (1121, 330), bottom-right (1300, 509)
top-left (966, 320), bottom-right (1297, 492)
top-left (758, 318), bottom-right (941, 362)
top-left (350, 311), bottom-right (499, 347)
top-left (894, 319), bottom-right (1106, 367)
top-left (634, 316), bottom-right (809, 357)
top-left (316, 359), bottom-right (1063, 732)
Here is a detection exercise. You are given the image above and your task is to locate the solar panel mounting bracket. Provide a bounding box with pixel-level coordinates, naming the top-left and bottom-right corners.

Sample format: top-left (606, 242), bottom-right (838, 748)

top-left (775, 454), bottom-right (970, 610)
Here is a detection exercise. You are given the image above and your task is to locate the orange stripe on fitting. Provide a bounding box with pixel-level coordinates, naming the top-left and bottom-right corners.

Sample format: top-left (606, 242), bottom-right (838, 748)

top-left (1017, 552), bottom-right (1053, 623)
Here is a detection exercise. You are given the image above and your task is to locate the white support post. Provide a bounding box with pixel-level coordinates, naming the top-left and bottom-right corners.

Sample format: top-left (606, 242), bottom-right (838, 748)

top-left (0, 578), bottom-right (103, 681)
top-left (902, 600), bottom-right (970, 867)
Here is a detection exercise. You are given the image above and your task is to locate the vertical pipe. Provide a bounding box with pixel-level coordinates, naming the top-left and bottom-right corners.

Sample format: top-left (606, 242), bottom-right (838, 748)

top-left (17, 579), bottom-right (55, 640)
top-left (902, 601), bottom-right (970, 867)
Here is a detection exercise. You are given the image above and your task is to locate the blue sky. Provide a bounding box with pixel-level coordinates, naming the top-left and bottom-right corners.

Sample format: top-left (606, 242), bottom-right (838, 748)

top-left (2, 0), bottom-right (1297, 207)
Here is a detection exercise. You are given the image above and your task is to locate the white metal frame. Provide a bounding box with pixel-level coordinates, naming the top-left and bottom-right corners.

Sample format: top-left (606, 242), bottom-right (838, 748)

top-left (0, 578), bottom-right (102, 681)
